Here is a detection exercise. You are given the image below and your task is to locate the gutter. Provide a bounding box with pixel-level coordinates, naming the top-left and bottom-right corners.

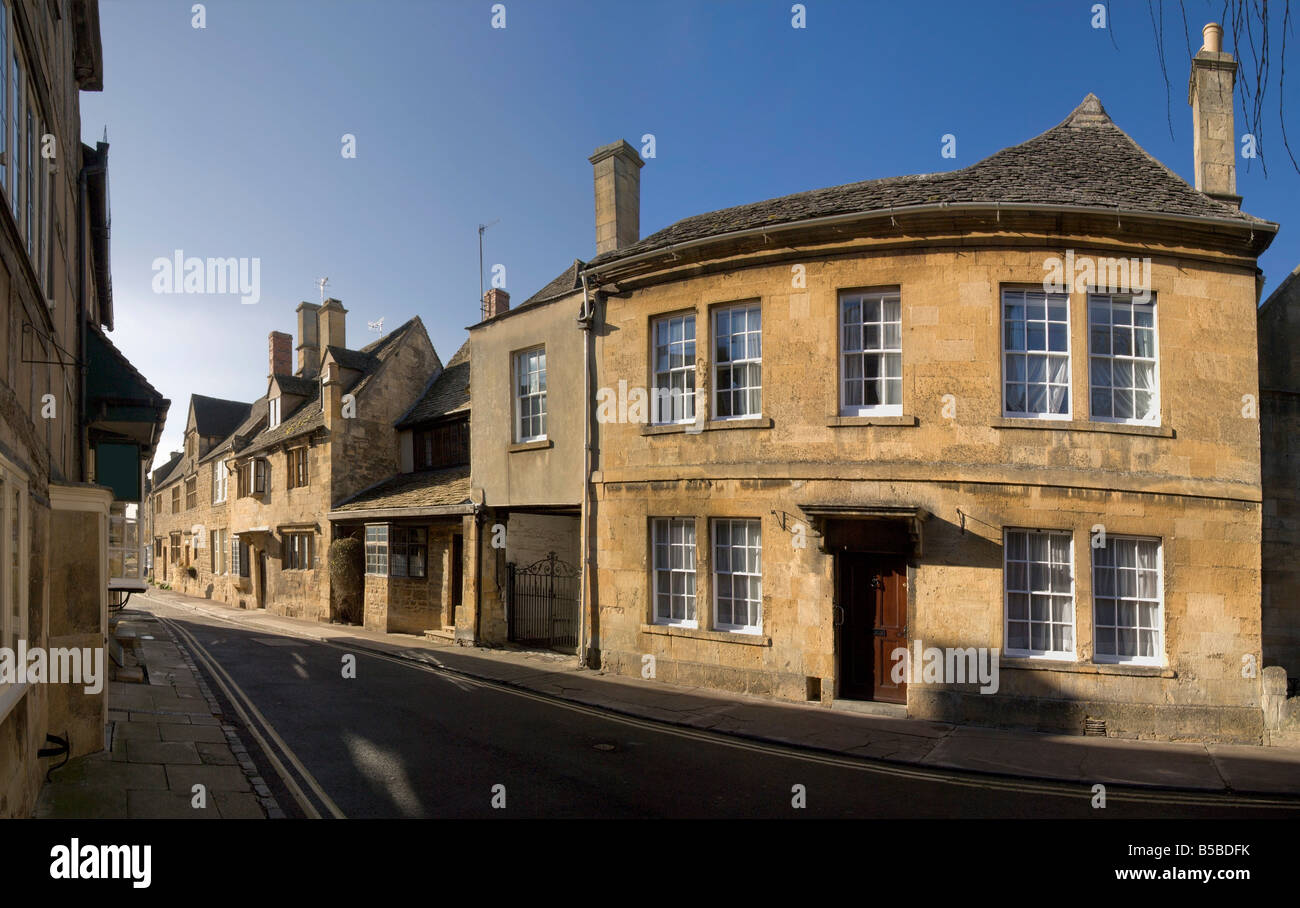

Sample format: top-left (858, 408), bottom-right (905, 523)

top-left (581, 201), bottom-right (1279, 282)
top-left (325, 503), bottom-right (475, 522)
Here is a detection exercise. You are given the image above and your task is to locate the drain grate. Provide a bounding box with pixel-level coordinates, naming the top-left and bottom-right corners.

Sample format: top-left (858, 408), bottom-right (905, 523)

top-left (1084, 717), bottom-right (1107, 736)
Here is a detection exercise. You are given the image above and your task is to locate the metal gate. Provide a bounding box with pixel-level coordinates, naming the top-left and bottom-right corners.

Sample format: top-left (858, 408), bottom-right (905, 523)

top-left (506, 552), bottom-right (579, 652)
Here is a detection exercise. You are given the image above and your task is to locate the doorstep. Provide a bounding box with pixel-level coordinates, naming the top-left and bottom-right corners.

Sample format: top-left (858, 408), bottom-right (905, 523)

top-left (831, 699), bottom-right (908, 719)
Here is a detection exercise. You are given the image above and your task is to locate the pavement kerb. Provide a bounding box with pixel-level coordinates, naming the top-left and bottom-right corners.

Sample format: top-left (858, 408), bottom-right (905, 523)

top-left (135, 591), bottom-right (1300, 803)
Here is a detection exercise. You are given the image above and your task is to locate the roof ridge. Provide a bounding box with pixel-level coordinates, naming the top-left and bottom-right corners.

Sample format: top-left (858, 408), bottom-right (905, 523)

top-left (357, 315), bottom-right (418, 355)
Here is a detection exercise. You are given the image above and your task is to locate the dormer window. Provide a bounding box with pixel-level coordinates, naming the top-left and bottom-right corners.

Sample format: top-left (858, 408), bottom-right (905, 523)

top-left (268, 397), bottom-right (282, 429)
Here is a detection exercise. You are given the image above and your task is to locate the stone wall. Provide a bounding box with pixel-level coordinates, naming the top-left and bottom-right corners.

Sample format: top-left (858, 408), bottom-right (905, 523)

top-left (469, 293), bottom-right (587, 510)
top-left (1258, 268), bottom-right (1300, 686)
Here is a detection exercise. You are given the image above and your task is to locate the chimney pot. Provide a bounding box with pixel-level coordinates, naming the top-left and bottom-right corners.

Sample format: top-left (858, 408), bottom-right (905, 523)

top-left (589, 139), bottom-right (644, 256)
top-left (483, 288), bottom-right (510, 319)
top-left (1202, 22), bottom-right (1223, 53)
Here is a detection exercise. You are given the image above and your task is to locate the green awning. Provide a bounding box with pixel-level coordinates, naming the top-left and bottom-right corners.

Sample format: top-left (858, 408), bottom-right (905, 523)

top-left (86, 324), bottom-right (169, 452)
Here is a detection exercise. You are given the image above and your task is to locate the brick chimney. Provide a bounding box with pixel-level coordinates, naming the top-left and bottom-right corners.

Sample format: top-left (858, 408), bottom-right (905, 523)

top-left (268, 331), bottom-right (291, 377)
top-left (589, 139), bottom-right (644, 255)
top-left (296, 301), bottom-right (321, 378)
top-left (483, 288), bottom-right (510, 319)
top-left (1188, 22), bottom-right (1241, 207)
top-left (319, 297), bottom-right (347, 352)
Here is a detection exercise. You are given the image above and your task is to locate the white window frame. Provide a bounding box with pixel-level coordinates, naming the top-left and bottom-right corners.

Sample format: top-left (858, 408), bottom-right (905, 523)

top-left (1087, 292), bottom-right (1160, 426)
top-left (268, 396), bottom-right (281, 429)
top-left (1003, 528), bottom-right (1076, 660)
top-left (711, 517), bottom-right (762, 634)
top-left (365, 524), bottom-right (388, 576)
top-left (1091, 535), bottom-right (1164, 666)
top-left (0, 455), bottom-right (30, 721)
top-left (22, 90), bottom-right (30, 255)
top-left (231, 535), bottom-right (249, 578)
top-left (108, 502), bottom-right (141, 583)
top-left (514, 347), bottom-right (547, 443)
top-left (212, 459), bottom-right (228, 503)
top-left (651, 517), bottom-right (697, 627)
top-left (839, 289), bottom-right (902, 416)
top-left (10, 47), bottom-right (19, 227)
top-left (651, 313), bottom-right (696, 425)
top-left (1002, 288), bottom-right (1071, 420)
top-left (712, 303), bottom-right (762, 420)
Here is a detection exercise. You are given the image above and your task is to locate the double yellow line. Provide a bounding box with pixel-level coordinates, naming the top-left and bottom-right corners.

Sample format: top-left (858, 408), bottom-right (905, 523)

top-left (159, 615), bottom-right (347, 819)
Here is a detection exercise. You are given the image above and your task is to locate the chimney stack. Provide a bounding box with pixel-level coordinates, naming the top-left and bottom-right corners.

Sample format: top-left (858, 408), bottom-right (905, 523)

top-left (1188, 22), bottom-right (1241, 207)
top-left (319, 297), bottom-right (348, 354)
top-left (482, 288), bottom-right (510, 320)
top-left (268, 331), bottom-right (291, 378)
top-left (296, 301), bottom-right (321, 378)
top-left (589, 139), bottom-right (644, 255)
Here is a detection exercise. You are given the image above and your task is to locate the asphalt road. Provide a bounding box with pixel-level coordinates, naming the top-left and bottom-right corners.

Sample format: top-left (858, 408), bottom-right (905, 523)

top-left (135, 598), bottom-right (1300, 820)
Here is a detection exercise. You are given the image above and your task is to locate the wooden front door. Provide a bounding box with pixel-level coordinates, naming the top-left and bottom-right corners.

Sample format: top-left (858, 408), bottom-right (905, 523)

top-left (837, 553), bottom-right (908, 703)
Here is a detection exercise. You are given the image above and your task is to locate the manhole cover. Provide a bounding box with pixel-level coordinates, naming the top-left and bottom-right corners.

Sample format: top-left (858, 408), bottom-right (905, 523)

top-left (593, 743), bottom-right (616, 752)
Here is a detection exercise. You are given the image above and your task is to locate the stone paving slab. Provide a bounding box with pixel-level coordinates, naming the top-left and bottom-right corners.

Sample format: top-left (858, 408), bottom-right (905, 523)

top-left (214, 791), bottom-right (268, 819)
top-left (125, 739), bottom-right (203, 765)
top-left (126, 789), bottom-right (219, 819)
top-left (197, 742), bottom-right (239, 765)
top-left (159, 722), bottom-right (228, 743)
top-left (1206, 742), bottom-right (1300, 794)
top-left (165, 764), bottom-right (252, 794)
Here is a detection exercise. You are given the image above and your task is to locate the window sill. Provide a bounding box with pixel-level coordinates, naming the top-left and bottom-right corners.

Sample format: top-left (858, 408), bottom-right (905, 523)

top-left (640, 417), bottom-right (773, 436)
top-left (508, 439), bottom-right (553, 453)
top-left (1000, 657), bottom-right (1174, 678)
top-left (827, 415), bottom-right (918, 428)
top-left (640, 623), bottom-right (771, 646)
top-left (0, 682), bottom-right (31, 725)
top-left (992, 418), bottom-right (1174, 438)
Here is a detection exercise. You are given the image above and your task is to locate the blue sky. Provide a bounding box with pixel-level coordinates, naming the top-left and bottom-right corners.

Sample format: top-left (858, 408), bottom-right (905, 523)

top-left (79, 1), bottom-right (1300, 469)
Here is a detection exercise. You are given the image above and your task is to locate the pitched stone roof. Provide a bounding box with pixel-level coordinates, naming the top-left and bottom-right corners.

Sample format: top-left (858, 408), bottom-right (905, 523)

top-left (395, 340), bottom-right (469, 429)
top-left (151, 451), bottom-right (182, 487)
top-left (323, 345), bottom-right (375, 372)
top-left (200, 397), bottom-right (269, 463)
top-left (588, 94), bottom-right (1270, 269)
top-left (191, 395), bottom-right (252, 439)
top-left (332, 465), bottom-right (472, 513)
top-left (272, 375), bottom-right (317, 397)
top-left (240, 389), bottom-right (324, 456)
top-left (522, 259), bottom-right (584, 306)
